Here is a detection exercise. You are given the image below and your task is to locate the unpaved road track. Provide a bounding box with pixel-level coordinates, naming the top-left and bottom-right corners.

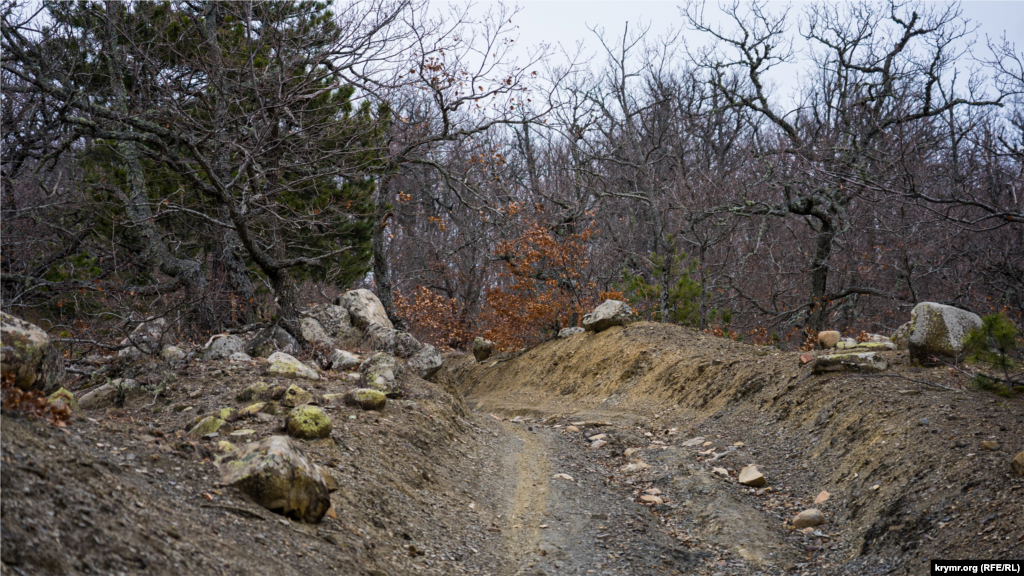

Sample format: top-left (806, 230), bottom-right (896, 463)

top-left (494, 422), bottom-right (693, 576)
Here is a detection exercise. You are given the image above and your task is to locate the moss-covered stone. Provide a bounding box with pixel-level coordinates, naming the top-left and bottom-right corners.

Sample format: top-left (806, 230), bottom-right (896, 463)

top-left (359, 353), bottom-right (399, 396)
top-left (285, 405), bottom-right (332, 439)
top-left (189, 416), bottom-right (227, 438)
top-left (266, 353), bottom-right (321, 381)
top-left (855, 341), bottom-right (896, 351)
top-left (907, 302), bottom-right (982, 364)
top-left (236, 381), bottom-right (270, 402)
top-left (215, 436), bottom-right (330, 523)
top-left (343, 388), bottom-right (387, 411)
top-left (216, 440), bottom-right (238, 453)
top-left (47, 387), bottom-right (80, 413)
top-left (1, 312), bottom-right (65, 393)
top-left (215, 407), bottom-right (238, 421)
top-left (280, 384), bottom-right (314, 408)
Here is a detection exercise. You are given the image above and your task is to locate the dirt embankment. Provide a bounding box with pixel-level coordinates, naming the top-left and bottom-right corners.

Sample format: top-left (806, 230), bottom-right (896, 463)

top-left (453, 322), bottom-right (1024, 575)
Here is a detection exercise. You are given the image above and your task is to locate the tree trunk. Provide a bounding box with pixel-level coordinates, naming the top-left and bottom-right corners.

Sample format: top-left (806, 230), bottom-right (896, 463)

top-left (372, 175), bottom-right (404, 329)
top-left (806, 219), bottom-right (835, 332)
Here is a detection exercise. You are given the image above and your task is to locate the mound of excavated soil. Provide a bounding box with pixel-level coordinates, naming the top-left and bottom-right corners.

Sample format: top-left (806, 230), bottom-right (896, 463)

top-left (453, 322), bottom-right (1024, 575)
top-left (1, 360), bottom-right (517, 576)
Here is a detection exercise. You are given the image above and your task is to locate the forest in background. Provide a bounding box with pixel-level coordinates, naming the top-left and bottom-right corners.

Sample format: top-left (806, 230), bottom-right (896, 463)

top-left (3, 0), bottom-right (1023, 353)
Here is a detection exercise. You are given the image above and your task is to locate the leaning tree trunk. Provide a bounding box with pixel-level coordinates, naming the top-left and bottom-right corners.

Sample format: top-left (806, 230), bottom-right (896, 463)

top-left (371, 175), bottom-right (405, 329)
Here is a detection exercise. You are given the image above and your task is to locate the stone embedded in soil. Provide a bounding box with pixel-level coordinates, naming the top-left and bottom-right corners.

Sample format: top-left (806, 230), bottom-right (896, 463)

top-left (280, 384), bottom-right (314, 408)
top-left (359, 352), bottom-right (400, 396)
top-left (1011, 452), bottom-right (1024, 478)
top-left (644, 488), bottom-right (662, 495)
top-left (236, 381), bottom-right (270, 402)
top-left (328, 349), bottom-right (361, 371)
top-left (342, 388), bottom-right (387, 411)
top-left (189, 416), bottom-right (226, 438)
top-left (980, 440), bottom-right (1000, 451)
top-left (238, 402), bottom-right (268, 417)
top-left (588, 433), bottom-right (607, 441)
top-left (582, 299), bottom-right (635, 333)
top-left (738, 465), bottom-right (766, 487)
top-left (285, 405), bottom-right (333, 439)
top-left (620, 461), bottom-right (650, 473)
top-left (817, 331), bottom-right (841, 349)
top-left (811, 352), bottom-right (888, 374)
top-left (161, 345), bottom-right (186, 361)
top-left (229, 352), bottom-right (252, 362)
top-left (565, 426), bottom-right (579, 433)
top-left (681, 437), bottom-right (705, 447)
top-left (591, 440), bottom-right (608, 449)
top-left (204, 334), bottom-right (245, 360)
top-left (552, 473), bottom-right (574, 482)
top-left (712, 467), bottom-right (729, 477)
top-left (640, 495), bottom-right (663, 504)
top-left (472, 337), bottom-right (493, 362)
top-left (792, 509), bottom-right (826, 528)
top-left (799, 353), bottom-right (814, 366)
top-left (814, 490), bottom-right (830, 504)
top-left (47, 387), bottom-right (80, 413)
top-left (216, 435), bottom-right (330, 523)
top-left (78, 379), bottom-right (141, 410)
top-left (267, 352), bottom-right (321, 381)
top-left (558, 327), bottom-right (585, 338)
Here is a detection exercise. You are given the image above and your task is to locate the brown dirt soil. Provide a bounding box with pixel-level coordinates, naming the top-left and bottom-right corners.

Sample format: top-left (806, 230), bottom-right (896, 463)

top-left (452, 322), bottom-right (1024, 575)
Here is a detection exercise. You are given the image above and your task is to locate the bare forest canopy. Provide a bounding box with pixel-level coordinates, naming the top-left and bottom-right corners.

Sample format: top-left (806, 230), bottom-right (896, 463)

top-left (2, 0), bottom-right (1023, 352)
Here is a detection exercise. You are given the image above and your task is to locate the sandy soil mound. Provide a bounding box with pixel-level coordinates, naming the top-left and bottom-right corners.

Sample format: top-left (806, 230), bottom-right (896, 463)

top-left (453, 322), bottom-right (1024, 574)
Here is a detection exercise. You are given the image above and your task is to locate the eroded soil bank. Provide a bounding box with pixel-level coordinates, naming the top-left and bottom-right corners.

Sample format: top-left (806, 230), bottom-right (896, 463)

top-left (2, 322), bottom-right (1022, 576)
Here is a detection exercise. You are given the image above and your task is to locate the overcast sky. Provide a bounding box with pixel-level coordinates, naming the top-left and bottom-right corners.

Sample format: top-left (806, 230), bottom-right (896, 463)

top-left (438, 1), bottom-right (1024, 100)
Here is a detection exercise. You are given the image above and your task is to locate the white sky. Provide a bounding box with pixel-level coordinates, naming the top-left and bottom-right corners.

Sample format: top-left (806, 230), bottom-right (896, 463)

top-left (438, 1), bottom-right (1024, 100)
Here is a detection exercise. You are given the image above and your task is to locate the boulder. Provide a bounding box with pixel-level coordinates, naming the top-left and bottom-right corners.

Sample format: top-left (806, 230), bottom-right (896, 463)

top-left (285, 405), bottom-right (332, 439)
top-left (359, 353), bottom-right (400, 396)
top-left (738, 465), bottom-right (766, 487)
top-left (78, 378), bottom-right (141, 410)
top-left (817, 331), bottom-right (841, 349)
top-left (119, 318), bottom-right (173, 357)
top-left (327, 349), bottom-right (361, 371)
top-left (205, 334), bottom-right (245, 360)
top-left (161, 345), bottom-right (187, 362)
top-left (582, 300), bottom-right (635, 333)
top-left (406, 345), bottom-right (443, 380)
top-left (792, 509), bottom-right (826, 528)
top-left (266, 352), bottom-right (320, 381)
top-left (299, 317), bottom-right (332, 348)
top-left (304, 304), bottom-right (361, 348)
top-left (558, 327), bottom-right (585, 338)
top-left (907, 302), bottom-right (983, 364)
top-left (216, 436), bottom-right (331, 523)
top-left (472, 337), bottom-right (493, 362)
top-left (47, 387), bottom-right (80, 413)
top-left (337, 289), bottom-right (392, 330)
top-left (811, 352), bottom-right (888, 374)
top-left (342, 388), bottom-right (387, 411)
top-left (246, 325), bottom-right (299, 358)
top-left (0, 312), bottom-right (65, 393)
top-left (891, 322), bottom-right (911, 350)
top-left (279, 384), bottom-right (314, 408)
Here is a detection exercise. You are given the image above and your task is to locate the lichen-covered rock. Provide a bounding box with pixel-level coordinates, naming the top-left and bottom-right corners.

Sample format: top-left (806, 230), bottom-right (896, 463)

top-left (216, 436), bottom-right (330, 523)
top-left (342, 388), bottom-right (387, 411)
top-left (238, 402), bottom-right (268, 418)
top-left (119, 318), bottom-right (173, 358)
top-left (299, 317), bottom-right (332, 348)
top-left (558, 327), bottom-right (584, 338)
top-left (189, 416), bottom-right (226, 438)
top-left (305, 304), bottom-right (361, 348)
top-left (582, 300), bottom-right (635, 333)
top-left (78, 379), bottom-right (141, 410)
top-left (359, 353), bottom-right (400, 396)
top-left (811, 352), bottom-right (888, 374)
top-left (214, 407), bottom-right (238, 421)
top-left (1, 312), bottom-right (65, 393)
top-left (279, 384), bottom-right (314, 408)
top-left (891, 322), bottom-right (911, 350)
top-left (907, 302), bottom-right (982, 364)
top-left (285, 405), bottom-right (332, 439)
top-left (266, 352), bottom-right (321, 381)
top-left (47, 387), bottom-right (80, 413)
top-left (246, 325), bottom-right (299, 358)
top-left (406, 344), bottom-right (443, 380)
top-left (853, 341), bottom-right (896, 351)
top-left (216, 440), bottom-right (238, 454)
top-left (161, 345), bottom-right (187, 361)
top-left (204, 334), bottom-right (245, 360)
top-left (473, 337), bottom-right (493, 362)
top-left (817, 331), bottom-right (841, 349)
top-left (327, 349), bottom-right (360, 371)
top-left (337, 289), bottom-right (393, 330)
top-left (236, 381), bottom-right (270, 402)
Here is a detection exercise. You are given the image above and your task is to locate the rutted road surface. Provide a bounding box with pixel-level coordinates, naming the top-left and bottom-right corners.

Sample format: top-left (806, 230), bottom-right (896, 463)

top-left (491, 420), bottom-right (695, 576)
